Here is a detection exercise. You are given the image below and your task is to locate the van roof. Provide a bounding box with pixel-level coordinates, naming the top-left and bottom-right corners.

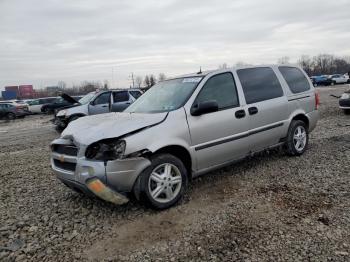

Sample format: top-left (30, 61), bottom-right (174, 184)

top-left (170, 64), bottom-right (301, 80)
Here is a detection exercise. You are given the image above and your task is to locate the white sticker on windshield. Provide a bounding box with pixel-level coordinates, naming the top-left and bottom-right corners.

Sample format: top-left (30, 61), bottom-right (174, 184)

top-left (183, 77), bottom-right (202, 83)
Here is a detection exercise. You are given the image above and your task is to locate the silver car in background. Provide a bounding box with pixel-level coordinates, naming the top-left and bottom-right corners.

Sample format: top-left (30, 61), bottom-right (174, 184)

top-left (51, 65), bottom-right (319, 209)
top-left (55, 88), bottom-right (143, 129)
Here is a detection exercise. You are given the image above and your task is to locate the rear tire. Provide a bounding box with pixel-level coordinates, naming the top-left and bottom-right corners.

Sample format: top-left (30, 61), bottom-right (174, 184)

top-left (42, 107), bottom-right (50, 114)
top-left (285, 120), bottom-right (309, 156)
top-left (134, 154), bottom-right (188, 209)
top-left (7, 112), bottom-right (16, 120)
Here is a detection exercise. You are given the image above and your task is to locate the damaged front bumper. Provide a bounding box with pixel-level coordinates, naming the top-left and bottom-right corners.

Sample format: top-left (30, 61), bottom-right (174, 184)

top-left (51, 140), bottom-right (151, 204)
top-left (54, 116), bottom-right (68, 128)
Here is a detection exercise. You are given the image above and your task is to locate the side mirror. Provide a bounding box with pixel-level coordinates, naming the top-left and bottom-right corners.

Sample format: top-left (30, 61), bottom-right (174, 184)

top-left (89, 100), bottom-right (95, 106)
top-left (191, 100), bottom-right (219, 116)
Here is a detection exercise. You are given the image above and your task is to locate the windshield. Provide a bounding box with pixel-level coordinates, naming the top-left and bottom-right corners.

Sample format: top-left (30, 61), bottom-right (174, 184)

top-left (125, 77), bottom-right (202, 113)
top-left (78, 92), bottom-right (96, 105)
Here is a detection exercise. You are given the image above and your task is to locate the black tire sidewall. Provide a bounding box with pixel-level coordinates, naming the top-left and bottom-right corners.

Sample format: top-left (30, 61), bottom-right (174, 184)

top-left (138, 154), bottom-right (188, 209)
top-left (286, 120), bottom-right (309, 156)
top-left (7, 113), bottom-right (16, 120)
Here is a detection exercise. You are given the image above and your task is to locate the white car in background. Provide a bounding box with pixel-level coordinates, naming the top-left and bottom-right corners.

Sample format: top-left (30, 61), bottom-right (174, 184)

top-left (329, 74), bottom-right (349, 85)
top-left (27, 97), bottom-right (57, 114)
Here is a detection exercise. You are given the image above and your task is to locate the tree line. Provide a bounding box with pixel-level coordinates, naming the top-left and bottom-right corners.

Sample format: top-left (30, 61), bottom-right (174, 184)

top-left (219, 54), bottom-right (350, 76)
top-left (135, 73), bottom-right (166, 89)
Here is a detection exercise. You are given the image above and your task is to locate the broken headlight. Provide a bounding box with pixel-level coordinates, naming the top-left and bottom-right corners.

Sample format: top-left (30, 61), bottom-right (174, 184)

top-left (85, 139), bottom-right (126, 161)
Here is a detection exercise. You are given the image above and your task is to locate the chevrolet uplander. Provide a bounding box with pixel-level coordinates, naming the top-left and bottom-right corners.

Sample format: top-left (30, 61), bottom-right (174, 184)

top-left (51, 65), bottom-right (319, 209)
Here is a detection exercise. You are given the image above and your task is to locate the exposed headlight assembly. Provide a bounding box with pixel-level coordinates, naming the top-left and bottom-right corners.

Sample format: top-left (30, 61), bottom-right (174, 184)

top-left (57, 110), bottom-right (67, 116)
top-left (85, 139), bottom-right (126, 161)
top-left (341, 93), bottom-right (350, 100)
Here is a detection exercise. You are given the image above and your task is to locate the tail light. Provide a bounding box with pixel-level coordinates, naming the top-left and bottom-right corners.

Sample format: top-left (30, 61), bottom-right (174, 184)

top-left (315, 92), bottom-right (320, 110)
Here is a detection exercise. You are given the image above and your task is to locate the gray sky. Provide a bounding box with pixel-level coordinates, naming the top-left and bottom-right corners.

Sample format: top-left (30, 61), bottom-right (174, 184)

top-left (0, 0), bottom-right (349, 91)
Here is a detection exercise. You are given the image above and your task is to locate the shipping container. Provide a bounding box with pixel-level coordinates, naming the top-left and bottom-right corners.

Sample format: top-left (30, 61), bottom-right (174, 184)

top-left (1, 91), bottom-right (17, 100)
top-left (19, 85), bottom-right (34, 98)
top-left (5, 86), bottom-right (19, 93)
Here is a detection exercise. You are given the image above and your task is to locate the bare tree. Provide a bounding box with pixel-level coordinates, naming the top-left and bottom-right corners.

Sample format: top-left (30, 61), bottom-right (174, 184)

top-left (298, 55), bottom-right (312, 76)
top-left (103, 80), bottom-right (109, 90)
top-left (57, 81), bottom-right (66, 89)
top-left (144, 75), bottom-right (151, 88)
top-left (218, 63), bottom-right (228, 69)
top-left (158, 73), bottom-right (166, 82)
top-left (236, 61), bottom-right (250, 67)
top-left (277, 56), bottom-right (290, 65)
top-left (150, 74), bottom-right (156, 87)
top-left (135, 76), bottom-right (143, 88)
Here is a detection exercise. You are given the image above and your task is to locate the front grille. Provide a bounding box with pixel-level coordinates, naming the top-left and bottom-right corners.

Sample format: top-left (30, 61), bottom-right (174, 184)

top-left (52, 144), bottom-right (78, 156)
top-left (339, 99), bottom-right (350, 107)
top-left (54, 159), bottom-right (77, 172)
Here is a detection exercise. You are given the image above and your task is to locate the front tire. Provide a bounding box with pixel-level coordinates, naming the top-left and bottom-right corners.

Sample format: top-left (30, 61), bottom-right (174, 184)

top-left (135, 154), bottom-right (188, 209)
top-left (344, 109), bottom-right (350, 115)
top-left (285, 120), bottom-right (309, 156)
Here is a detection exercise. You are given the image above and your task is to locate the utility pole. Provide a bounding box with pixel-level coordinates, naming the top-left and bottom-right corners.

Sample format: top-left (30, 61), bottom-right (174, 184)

top-left (131, 73), bottom-right (135, 88)
top-left (112, 68), bottom-right (114, 88)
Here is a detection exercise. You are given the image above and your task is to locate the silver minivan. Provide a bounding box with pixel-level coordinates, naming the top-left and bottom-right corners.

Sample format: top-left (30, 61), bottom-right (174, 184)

top-left (55, 89), bottom-right (143, 129)
top-left (51, 65), bottom-right (319, 209)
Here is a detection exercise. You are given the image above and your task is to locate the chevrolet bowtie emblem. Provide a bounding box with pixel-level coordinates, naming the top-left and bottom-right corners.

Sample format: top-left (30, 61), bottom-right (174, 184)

top-left (59, 155), bottom-right (65, 162)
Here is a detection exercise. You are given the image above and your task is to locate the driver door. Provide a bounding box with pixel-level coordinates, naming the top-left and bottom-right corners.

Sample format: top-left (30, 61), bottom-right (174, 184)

top-left (186, 72), bottom-right (251, 171)
top-left (88, 91), bottom-right (111, 115)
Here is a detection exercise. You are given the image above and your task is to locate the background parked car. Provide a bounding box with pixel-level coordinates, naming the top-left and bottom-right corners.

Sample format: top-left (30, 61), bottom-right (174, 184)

top-left (27, 97), bottom-right (57, 114)
top-left (54, 89), bottom-right (143, 129)
top-left (0, 100), bottom-right (29, 111)
top-left (0, 103), bottom-right (30, 120)
top-left (339, 90), bottom-right (350, 115)
top-left (310, 75), bottom-right (332, 86)
top-left (329, 74), bottom-right (349, 85)
top-left (41, 96), bottom-right (82, 114)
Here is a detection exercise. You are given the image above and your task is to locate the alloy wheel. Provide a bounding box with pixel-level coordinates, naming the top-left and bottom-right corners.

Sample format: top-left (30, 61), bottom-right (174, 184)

top-left (293, 126), bottom-right (307, 152)
top-left (148, 163), bottom-right (182, 203)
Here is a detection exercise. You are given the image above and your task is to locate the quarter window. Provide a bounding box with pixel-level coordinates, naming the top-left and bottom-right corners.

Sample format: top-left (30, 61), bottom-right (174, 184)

top-left (237, 67), bottom-right (283, 104)
top-left (129, 91), bottom-right (142, 99)
top-left (194, 72), bottom-right (239, 110)
top-left (279, 66), bottom-right (311, 93)
top-left (113, 91), bottom-right (129, 102)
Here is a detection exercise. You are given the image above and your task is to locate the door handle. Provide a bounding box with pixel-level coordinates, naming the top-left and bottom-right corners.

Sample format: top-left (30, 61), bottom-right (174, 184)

top-left (235, 109), bottom-right (246, 119)
top-left (248, 107), bottom-right (258, 115)
top-left (101, 105), bottom-right (108, 108)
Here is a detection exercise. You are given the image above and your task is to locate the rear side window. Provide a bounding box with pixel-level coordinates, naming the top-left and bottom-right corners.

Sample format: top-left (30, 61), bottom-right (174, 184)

top-left (279, 67), bottom-right (310, 94)
top-left (194, 72), bottom-right (239, 110)
top-left (113, 91), bottom-right (129, 102)
top-left (237, 67), bottom-right (283, 104)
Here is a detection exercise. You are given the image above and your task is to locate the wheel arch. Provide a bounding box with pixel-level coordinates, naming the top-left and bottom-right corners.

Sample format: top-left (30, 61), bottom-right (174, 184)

top-left (291, 113), bottom-right (309, 131)
top-left (68, 113), bottom-right (86, 121)
top-left (152, 145), bottom-right (193, 179)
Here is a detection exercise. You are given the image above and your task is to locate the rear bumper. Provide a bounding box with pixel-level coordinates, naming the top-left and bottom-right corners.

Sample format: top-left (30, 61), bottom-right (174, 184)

top-left (306, 110), bottom-right (319, 133)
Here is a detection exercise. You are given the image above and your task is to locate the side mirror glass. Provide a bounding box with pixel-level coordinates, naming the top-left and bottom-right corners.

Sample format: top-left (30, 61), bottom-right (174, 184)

top-left (191, 100), bottom-right (219, 116)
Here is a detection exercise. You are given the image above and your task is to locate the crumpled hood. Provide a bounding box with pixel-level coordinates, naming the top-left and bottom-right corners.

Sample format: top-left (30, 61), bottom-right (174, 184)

top-left (62, 112), bottom-right (168, 145)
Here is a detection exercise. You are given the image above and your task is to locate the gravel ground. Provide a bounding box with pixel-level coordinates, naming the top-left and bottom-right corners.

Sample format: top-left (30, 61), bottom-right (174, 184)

top-left (0, 85), bottom-right (349, 261)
